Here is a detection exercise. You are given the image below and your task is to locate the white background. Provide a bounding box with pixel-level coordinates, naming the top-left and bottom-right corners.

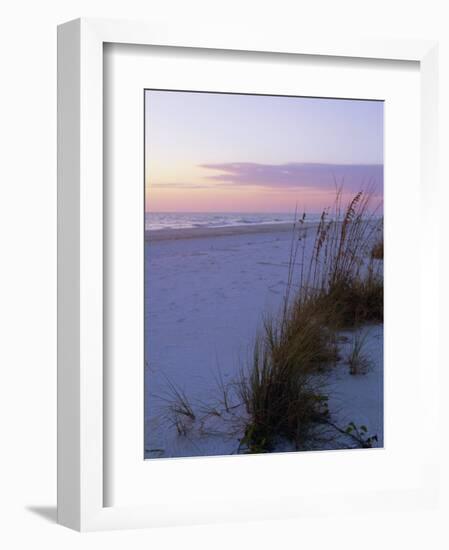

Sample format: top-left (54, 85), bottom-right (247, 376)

top-left (1, 1), bottom-right (448, 548)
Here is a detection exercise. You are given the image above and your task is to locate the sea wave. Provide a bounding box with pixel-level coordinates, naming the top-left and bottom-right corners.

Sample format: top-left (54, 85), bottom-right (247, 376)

top-left (145, 212), bottom-right (317, 231)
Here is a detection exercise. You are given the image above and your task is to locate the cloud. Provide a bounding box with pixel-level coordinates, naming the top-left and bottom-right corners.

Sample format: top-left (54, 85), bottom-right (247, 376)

top-left (200, 162), bottom-right (383, 194)
top-left (149, 182), bottom-right (208, 189)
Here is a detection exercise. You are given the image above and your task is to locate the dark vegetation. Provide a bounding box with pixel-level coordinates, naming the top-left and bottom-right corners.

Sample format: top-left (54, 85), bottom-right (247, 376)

top-left (237, 189), bottom-right (383, 452)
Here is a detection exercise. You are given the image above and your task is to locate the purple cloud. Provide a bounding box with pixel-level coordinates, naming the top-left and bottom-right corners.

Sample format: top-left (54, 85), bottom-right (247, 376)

top-left (200, 162), bottom-right (383, 194)
top-left (150, 182), bottom-right (207, 189)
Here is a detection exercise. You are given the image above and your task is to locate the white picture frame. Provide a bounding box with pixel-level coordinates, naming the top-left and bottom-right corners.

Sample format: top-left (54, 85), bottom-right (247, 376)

top-left (57, 17), bottom-right (439, 531)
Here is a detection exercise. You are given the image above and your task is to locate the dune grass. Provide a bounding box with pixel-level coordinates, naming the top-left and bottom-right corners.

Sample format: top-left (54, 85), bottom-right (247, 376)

top-left (238, 188), bottom-right (383, 452)
top-left (371, 239), bottom-right (384, 260)
top-left (156, 374), bottom-right (196, 436)
top-left (347, 329), bottom-right (372, 376)
top-left (236, 319), bottom-right (333, 452)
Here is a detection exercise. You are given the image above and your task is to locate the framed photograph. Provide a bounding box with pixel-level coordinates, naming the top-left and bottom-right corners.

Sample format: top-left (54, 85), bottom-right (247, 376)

top-left (143, 89), bottom-right (385, 460)
top-left (58, 18), bottom-right (440, 530)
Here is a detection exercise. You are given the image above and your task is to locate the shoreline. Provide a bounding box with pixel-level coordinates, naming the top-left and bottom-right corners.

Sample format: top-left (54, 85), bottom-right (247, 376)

top-left (145, 221), bottom-right (319, 242)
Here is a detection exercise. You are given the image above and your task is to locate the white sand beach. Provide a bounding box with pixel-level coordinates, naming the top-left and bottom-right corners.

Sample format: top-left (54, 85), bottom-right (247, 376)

top-left (144, 222), bottom-right (383, 459)
top-left (145, 222), bottom-right (303, 241)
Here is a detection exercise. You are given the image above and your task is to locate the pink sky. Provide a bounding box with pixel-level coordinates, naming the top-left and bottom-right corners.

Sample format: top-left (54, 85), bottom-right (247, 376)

top-left (145, 91), bottom-right (383, 213)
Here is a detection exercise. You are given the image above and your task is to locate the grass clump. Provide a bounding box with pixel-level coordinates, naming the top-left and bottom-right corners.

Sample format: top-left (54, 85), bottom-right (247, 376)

top-left (237, 313), bottom-right (333, 452)
top-left (320, 272), bottom-right (383, 327)
top-left (371, 239), bottom-right (383, 260)
top-left (347, 329), bottom-right (372, 375)
top-left (157, 375), bottom-right (196, 436)
top-left (239, 187), bottom-right (383, 452)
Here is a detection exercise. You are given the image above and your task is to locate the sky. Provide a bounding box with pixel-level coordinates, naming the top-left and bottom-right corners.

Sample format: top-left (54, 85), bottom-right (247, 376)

top-left (145, 90), bottom-right (383, 213)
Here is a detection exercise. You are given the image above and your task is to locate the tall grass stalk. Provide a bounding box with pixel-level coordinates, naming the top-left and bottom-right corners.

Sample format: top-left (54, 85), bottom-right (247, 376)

top-left (239, 187), bottom-right (383, 452)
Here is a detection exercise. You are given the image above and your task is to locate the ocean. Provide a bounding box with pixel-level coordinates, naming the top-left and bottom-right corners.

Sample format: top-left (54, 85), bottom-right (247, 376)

top-left (145, 212), bottom-right (322, 231)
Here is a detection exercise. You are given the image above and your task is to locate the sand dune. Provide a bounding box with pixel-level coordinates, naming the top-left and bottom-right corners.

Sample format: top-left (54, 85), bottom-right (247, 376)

top-left (144, 224), bottom-right (383, 459)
